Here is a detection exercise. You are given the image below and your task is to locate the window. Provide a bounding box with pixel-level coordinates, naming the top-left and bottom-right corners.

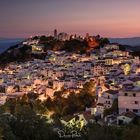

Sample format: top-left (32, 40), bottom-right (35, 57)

top-left (126, 109), bottom-right (129, 112)
top-left (124, 93), bottom-right (128, 96)
top-left (107, 96), bottom-right (110, 99)
top-left (133, 109), bottom-right (138, 113)
top-left (133, 93), bottom-right (136, 97)
top-left (135, 101), bottom-right (139, 104)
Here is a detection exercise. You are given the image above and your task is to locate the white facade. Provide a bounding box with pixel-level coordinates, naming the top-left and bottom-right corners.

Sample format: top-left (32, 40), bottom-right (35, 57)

top-left (96, 90), bottom-right (118, 115)
top-left (119, 88), bottom-right (140, 116)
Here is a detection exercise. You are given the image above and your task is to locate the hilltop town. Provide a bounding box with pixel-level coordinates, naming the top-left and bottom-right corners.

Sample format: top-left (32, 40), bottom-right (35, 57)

top-left (0, 30), bottom-right (140, 139)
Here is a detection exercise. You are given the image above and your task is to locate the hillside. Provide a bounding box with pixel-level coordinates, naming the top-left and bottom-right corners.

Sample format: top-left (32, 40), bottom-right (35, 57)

top-left (109, 37), bottom-right (140, 46)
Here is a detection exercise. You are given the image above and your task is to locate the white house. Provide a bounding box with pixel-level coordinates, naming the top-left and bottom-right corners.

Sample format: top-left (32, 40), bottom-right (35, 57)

top-left (96, 90), bottom-right (118, 115)
top-left (118, 86), bottom-right (140, 116)
top-left (117, 111), bottom-right (136, 125)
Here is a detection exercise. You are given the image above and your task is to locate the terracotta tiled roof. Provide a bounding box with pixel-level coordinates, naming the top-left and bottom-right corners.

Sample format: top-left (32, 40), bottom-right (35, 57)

top-left (120, 111), bottom-right (136, 119)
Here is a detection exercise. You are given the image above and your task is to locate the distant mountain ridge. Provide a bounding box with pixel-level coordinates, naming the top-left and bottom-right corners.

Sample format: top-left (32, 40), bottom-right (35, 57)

top-left (0, 38), bottom-right (24, 53)
top-left (109, 37), bottom-right (140, 46)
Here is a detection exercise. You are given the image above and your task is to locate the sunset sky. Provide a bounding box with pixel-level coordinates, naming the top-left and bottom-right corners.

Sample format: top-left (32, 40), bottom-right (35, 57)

top-left (1, 0), bottom-right (140, 38)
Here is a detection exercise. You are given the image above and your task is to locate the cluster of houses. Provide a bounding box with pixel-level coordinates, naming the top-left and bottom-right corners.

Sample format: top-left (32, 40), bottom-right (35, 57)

top-left (0, 38), bottom-right (140, 127)
top-left (0, 48), bottom-right (96, 104)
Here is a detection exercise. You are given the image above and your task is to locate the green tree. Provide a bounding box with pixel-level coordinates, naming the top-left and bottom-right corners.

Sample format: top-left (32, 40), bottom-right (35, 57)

top-left (100, 38), bottom-right (110, 47)
top-left (122, 125), bottom-right (140, 140)
top-left (88, 124), bottom-right (121, 140)
top-left (81, 80), bottom-right (96, 96)
top-left (11, 104), bottom-right (55, 140)
top-left (0, 96), bottom-right (57, 140)
top-left (32, 36), bottom-right (39, 40)
top-left (0, 113), bottom-right (17, 140)
top-left (104, 99), bottom-right (118, 117)
top-left (0, 127), bottom-right (3, 140)
top-left (63, 39), bottom-right (87, 52)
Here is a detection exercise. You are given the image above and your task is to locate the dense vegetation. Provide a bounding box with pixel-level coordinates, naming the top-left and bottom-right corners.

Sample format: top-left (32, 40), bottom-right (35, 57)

top-left (0, 45), bottom-right (32, 66)
top-left (103, 99), bottom-right (118, 117)
top-left (0, 81), bottom-right (96, 139)
top-left (0, 96), bottom-right (56, 140)
top-left (0, 81), bottom-right (140, 139)
top-left (1, 96), bottom-right (140, 140)
top-left (40, 35), bottom-right (110, 53)
top-left (0, 35), bottom-right (110, 66)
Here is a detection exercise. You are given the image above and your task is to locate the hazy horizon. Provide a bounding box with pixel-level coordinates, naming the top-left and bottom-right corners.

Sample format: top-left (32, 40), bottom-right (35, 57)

top-left (1, 0), bottom-right (140, 38)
